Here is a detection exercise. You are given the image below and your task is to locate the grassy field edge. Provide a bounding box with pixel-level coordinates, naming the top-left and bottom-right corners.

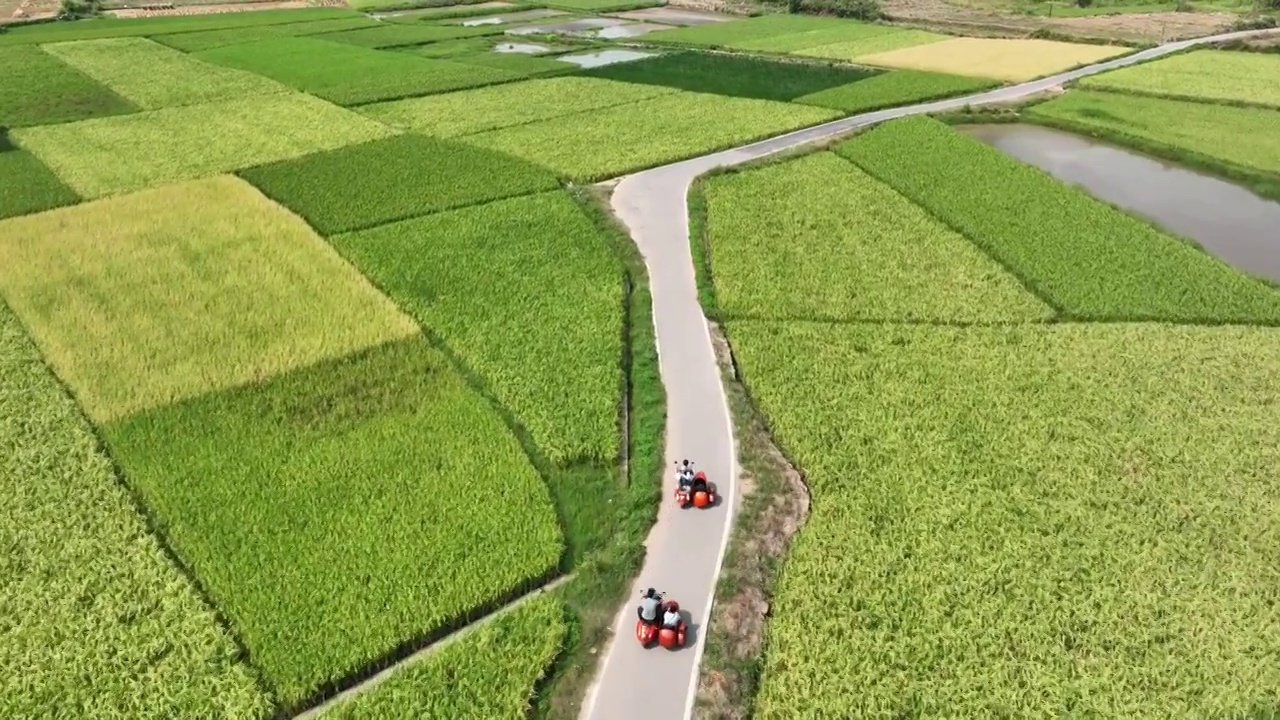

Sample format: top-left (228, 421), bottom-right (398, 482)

top-left (681, 163), bottom-right (817, 720)
top-left (529, 186), bottom-right (665, 718)
top-left (692, 317), bottom-right (813, 720)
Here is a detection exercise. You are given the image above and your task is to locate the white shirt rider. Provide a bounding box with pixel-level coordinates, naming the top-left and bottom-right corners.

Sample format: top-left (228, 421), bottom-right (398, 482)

top-left (678, 460), bottom-right (695, 487)
top-left (662, 607), bottom-right (681, 628)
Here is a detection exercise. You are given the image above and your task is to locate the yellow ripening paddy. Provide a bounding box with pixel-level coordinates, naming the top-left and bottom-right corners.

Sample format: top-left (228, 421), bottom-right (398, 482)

top-left (854, 37), bottom-right (1130, 82)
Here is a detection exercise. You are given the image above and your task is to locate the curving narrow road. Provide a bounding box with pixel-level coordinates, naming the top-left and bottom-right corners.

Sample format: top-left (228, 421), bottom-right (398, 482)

top-left (578, 27), bottom-right (1279, 720)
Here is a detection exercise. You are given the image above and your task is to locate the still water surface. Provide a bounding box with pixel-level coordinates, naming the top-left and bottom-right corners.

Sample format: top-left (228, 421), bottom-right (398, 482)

top-left (959, 123), bottom-right (1280, 284)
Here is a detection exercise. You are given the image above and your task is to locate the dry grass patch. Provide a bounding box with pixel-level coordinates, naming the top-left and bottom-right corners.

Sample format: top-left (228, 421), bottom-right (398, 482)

top-left (0, 175), bottom-right (417, 423)
top-left (11, 92), bottom-right (396, 198)
top-left (42, 37), bottom-right (288, 110)
top-left (856, 37), bottom-right (1129, 82)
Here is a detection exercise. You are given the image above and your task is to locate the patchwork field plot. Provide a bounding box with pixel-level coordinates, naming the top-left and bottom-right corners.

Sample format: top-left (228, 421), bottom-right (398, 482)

top-left (836, 117), bottom-right (1280, 323)
top-left (1078, 49), bottom-right (1280, 109)
top-left (152, 17), bottom-right (382, 53)
top-left (788, 29), bottom-right (948, 59)
top-left (11, 92), bottom-right (395, 197)
top-left (454, 51), bottom-right (573, 78)
top-left (332, 191), bottom-right (623, 466)
top-left (357, 76), bottom-right (679, 138)
top-left (0, 7), bottom-right (359, 44)
top-left (317, 22), bottom-right (500, 48)
top-left (856, 37), bottom-right (1129, 81)
top-left (43, 37), bottom-right (288, 110)
top-left (0, 175), bottom-right (417, 422)
top-left (697, 152), bottom-right (1050, 322)
top-left (463, 91), bottom-right (838, 182)
top-left (644, 14), bottom-right (851, 48)
top-left (104, 337), bottom-right (563, 705)
top-left (578, 51), bottom-right (873, 103)
top-left (794, 69), bottom-right (997, 114)
top-left (0, 303), bottom-right (271, 720)
top-left (0, 149), bottom-right (78, 220)
top-left (240, 134), bottom-right (559, 235)
top-left (195, 37), bottom-right (515, 106)
top-left (0, 45), bottom-right (136, 128)
top-left (327, 595), bottom-right (567, 719)
top-left (735, 320), bottom-right (1280, 719)
top-left (736, 24), bottom-right (943, 55)
top-left (401, 36), bottom-right (495, 58)
top-left (1029, 90), bottom-right (1280, 176)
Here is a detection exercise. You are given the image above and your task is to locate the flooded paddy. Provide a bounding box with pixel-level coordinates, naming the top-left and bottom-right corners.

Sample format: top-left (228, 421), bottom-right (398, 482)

top-left (442, 8), bottom-right (565, 25)
top-left (594, 22), bottom-right (668, 39)
top-left (960, 123), bottom-right (1280, 284)
top-left (556, 48), bottom-right (657, 68)
top-left (507, 17), bottom-right (630, 36)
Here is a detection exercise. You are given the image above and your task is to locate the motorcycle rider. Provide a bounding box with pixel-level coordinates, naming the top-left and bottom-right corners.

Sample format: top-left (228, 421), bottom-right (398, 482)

top-left (677, 460), bottom-right (695, 490)
top-left (638, 587), bottom-right (662, 627)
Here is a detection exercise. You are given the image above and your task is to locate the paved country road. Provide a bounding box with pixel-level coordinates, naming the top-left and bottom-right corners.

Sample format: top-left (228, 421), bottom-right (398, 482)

top-left (578, 27), bottom-right (1280, 720)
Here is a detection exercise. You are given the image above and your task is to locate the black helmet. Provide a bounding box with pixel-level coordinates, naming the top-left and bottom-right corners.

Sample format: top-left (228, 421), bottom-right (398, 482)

top-left (645, 587), bottom-right (656, 598)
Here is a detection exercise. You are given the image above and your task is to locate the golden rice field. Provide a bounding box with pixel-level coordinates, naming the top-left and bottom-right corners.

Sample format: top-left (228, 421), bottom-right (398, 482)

top-left (0, 175), bottom-right (417, 423)
top-left (855, 38), bottom-right (1130, 82)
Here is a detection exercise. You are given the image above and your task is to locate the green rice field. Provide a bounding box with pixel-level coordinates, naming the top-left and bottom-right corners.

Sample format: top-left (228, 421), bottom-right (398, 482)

top-left (8, 6), bottom-right (1275, 718)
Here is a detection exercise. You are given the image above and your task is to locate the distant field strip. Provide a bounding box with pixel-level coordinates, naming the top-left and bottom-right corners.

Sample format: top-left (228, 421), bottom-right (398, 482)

top-left (357, 76), bottom-right (680, 138)
top-left (0, 7), bottom-right (359, 44)
top-left (239, 134), bottom-right (559, 235)
top-left (856, 37), bottom-right (1129, 81)
top-left (332, 191), bottom-right (623, 466)
top-left (327, 594), bottom-right (567, 719)
top-left (737, 320), bottom-right (1280, 720)
top-left (836, 117), bottom-right (1280, 323)
top-left (794, 70), bottom-right (998, 114)
top-left (788, 29), bottom-right (949, 59)
top-left (0, 175), bottom-right (417, 422)
top-left (11, 92), bottom-right (395, 198)
top-left (0, 45), bottom-right (136, 128)
top-left (644, 14), bottom-right (858, 48)
top-left (0, 303), bottom-right (271, 720)
top-left (105, 337), bottom-right (563, 706)
top-left (1079, 49), bottom-right (1280, 109)
top-left (462, 91), bottom-right (838, 182)
top-left (42, 37), bottom-right (288, 110)
top-left (577, 50), bottom-right (873, 102)
top-left (699, 152), bottom-right (1050, 322)
top-left (195, 37), bottom-right (516, 106)
top-left (317, 22), bottom-right (500, 48)
top-left (1029, 90), bottom-right (1280, 176)
top-left (643, 15), bottom-right (944, 55)
top-left (152, 17), bottom-right (383, 53)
